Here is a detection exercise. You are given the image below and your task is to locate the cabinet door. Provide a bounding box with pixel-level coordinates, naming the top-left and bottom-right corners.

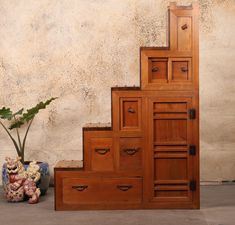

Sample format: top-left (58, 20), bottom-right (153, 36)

top-left (145, 97), bottom-right (198, 206)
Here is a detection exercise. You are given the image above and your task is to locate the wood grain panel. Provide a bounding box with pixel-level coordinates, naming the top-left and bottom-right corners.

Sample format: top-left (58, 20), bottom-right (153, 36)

top-left (62, 177), bottom-right (142, 204)
top-left (120, 97), bottom-right (142, 131)
top-left (119, 137), bottom-right (143, 172)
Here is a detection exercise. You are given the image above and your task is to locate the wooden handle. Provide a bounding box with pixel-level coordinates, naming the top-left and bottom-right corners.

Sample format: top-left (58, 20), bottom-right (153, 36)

top-left (95, 148), bottom-right (110, 155)
top-left (72, 185), bottom-right (88, 191)
top-left (128, 107), bottom-right (135, 113)
top-left (181, 67), bottom-right (188, 72)
top-left (123, 148), bottom-right (139, 155)
top-left (117, 184), bottom-right (133, 191)
top-left (152, 67), bottom-right (159, 72)
top-left (181, 24), bottom-right (188, 30)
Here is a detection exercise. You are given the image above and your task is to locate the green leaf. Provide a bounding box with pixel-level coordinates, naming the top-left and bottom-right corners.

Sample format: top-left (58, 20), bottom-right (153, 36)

top-left (0, 107), bottom-right (13, 120)
top-left (9, 97), bottom-right (58, 129)
top-left (0, 107), bottom-right (24, 121)
top-left (12, 108), bottom-right (24, 118)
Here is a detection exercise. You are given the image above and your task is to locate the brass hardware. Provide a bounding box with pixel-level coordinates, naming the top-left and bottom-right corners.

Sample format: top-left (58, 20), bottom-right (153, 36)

top-left (95, 148), bottom-right (110, 155)
top-left (127, 107), bottom-right (135, 113)
top-left (72, 185), bottom-right (88, 191)
top-left (123, 148), bottom-right (140, 155)
top-left (117, 184), bottom-right (133, 191)
top-left (181, 67), bottom-right (188, 72)
top-left (181, 24), bottom-right (188, 30)
top-left (152, 67), bottom-right (159, 72)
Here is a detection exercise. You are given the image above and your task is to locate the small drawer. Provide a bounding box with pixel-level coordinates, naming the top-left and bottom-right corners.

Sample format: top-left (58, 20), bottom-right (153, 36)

top-left (120, 97), bottom-right (141, 131)
top-left (169, 58), bottom-right (192, 82)
top-left (90, 138), bottom-right (114, 171)
top-left (148, 58), bottom-right (168, 83)
top-left (62, 177), bottom-right (142, 205)
top-left (119, 138), bottom-right (143, 171)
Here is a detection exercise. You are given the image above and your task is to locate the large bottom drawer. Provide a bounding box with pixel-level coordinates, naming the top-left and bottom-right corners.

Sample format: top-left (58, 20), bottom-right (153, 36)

top-left (63, 177), bottom-right (142, 204)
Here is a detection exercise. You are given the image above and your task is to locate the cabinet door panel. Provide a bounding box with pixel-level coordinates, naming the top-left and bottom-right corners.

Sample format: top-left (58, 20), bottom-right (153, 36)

top-left (146, 97), bottom-right (196, 203)
top-left (154, 118), bottom-right (187, 145)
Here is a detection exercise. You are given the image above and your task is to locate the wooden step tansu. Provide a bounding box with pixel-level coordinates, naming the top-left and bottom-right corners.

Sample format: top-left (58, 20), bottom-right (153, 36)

top-left (54, 2), bottom-right (199, 210)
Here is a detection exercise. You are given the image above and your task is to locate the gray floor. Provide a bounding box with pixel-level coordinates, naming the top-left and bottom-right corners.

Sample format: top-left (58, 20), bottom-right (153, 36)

top-left (0, 185), bottom-right (234, 225)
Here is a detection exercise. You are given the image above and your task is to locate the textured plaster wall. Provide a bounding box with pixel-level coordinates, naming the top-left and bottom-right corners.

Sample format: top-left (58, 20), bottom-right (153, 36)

top-left (0, 0), bottom-right (234, 183)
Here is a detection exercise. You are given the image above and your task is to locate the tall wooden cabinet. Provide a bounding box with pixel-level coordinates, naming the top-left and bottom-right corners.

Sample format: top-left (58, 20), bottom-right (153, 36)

top-left (55, 2), bottom-right (199, 210)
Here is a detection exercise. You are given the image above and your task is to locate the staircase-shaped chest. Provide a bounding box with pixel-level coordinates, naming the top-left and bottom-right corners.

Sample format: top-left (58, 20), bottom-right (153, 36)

top-left (55, 2), bottom-right (199, 210)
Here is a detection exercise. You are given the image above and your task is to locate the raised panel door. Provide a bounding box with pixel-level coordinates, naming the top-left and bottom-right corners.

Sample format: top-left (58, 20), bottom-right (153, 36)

top-left (145, 97), bottom-right (197, 206)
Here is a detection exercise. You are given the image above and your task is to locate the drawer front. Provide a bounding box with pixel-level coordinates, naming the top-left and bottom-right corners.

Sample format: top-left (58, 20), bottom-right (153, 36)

top-left (148, 58), bottom-right (168, 83)
top-left (90, 138), bottom-right (114, 171)
top-left (119, 138), bottom-right (143, 171)
top-left (120, 97), bottom-right (141, 131)
top-left (62, 177), bottom-right (142, 204)
top-left (169, 58), bottom-right (192, 82)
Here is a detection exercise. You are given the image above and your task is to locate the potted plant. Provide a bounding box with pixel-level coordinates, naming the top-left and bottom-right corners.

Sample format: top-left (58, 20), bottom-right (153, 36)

top-left (0, 97), bottom-right (57, 195)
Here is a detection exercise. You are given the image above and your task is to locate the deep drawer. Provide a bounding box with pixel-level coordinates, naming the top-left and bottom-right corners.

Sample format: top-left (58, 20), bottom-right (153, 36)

top-left (62, 177), bottom-right (142, 205)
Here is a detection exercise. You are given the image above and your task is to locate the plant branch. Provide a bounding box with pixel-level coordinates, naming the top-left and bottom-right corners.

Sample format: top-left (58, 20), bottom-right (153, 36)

top-left (14, 116), bottom-right (22, 151)
top-left (22, 117), bottom-right (34, 162)
top-left (0, 120), bottom-right (21, 157)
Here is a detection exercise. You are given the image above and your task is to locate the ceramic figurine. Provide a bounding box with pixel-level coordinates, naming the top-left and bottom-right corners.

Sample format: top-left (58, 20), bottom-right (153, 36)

top-left (4, 157), bottom-right (41, 204)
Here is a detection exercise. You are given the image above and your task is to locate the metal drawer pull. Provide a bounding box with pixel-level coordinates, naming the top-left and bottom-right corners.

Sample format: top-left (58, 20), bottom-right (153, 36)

top-left (117, 184), bottom-right (133, 191)
top-left (127, 107), bottom-right (135, 113)
top-left (152, 67), bottom-right (159, 72)
top-left (181, 24), bottom-right (188, 30)
top-left (181, 67), bottom-right (188, 72)
top-left (72, 185), bottom-right (88, 191)
top-left (95, 148), bottom-right (110, 155)
top-left (123, 148), bottom-right (140, 155)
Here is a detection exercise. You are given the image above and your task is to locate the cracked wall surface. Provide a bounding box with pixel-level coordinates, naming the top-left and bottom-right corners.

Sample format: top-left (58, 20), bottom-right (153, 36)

top-left (0, 0), bottom-right (235, 183)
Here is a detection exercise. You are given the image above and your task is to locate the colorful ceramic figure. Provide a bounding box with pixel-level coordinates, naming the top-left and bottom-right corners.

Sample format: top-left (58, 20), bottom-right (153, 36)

top-left (4, 157), bottom-right (41, 204)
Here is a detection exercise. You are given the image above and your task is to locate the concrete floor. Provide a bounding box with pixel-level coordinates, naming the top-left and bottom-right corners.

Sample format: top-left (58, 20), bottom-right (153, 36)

top-left (0, 185), bottom-right (234, 225)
